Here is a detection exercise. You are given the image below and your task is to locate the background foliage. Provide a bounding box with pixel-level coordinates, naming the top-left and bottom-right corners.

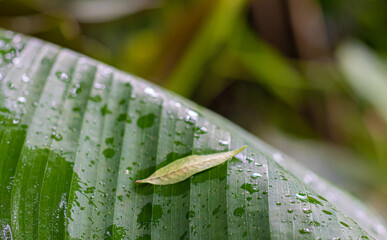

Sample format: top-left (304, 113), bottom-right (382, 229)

top-left (1, 0), bottom-right (387, 218)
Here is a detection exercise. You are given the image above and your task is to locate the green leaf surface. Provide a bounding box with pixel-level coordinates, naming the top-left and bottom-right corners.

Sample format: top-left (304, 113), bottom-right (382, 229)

top-left (0, 29), bottom-right (386, 239)
top-left (136, 146), bottom-right (246, 185)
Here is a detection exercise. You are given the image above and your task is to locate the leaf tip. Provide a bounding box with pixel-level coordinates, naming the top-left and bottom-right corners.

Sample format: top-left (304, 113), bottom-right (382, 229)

top-left (135, 180), bottom-right (144, 184)
top-left (236, 145), bottom-right (247, 153)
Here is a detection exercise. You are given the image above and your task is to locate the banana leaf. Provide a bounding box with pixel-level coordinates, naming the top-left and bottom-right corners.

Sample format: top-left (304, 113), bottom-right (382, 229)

top-left (0, 28), bottom-right (386, 239)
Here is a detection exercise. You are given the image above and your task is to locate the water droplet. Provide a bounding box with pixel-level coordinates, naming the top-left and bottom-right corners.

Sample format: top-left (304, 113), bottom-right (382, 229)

top-left (276, 201), bottom-right (281, 206)
top-left (144, 87), bottom-right (158, 98)
top-left (322, 210), bottom-right (332, 215)
top-left (103, 148), bottom-right (116, 158)
top-left (51, 132), bottom-right (63, 141)
top-left (218, 140), bottom-right (229, 146)
top-left (17, 97), bottom-right (26, 104)
top-left (241, 183), bottom-right (259, 194)
top-left (21, 74), bottom-right (30, 83)
top-left (195, 126), bottom-right (207, 135)
top-left (303, 208), bottom-right (312, 214)
top-left (12, 57), bottom-right (21, 67)
top-left (137, 113), bottom-right (156, 129)
top-left (56, 71), bottom-right (70, 82)
top-left (89, 95), bottom-right (102, 102)
top-left (233, 207), bottom-right (245, 217)
top-left (288, 209), bottom-right (293, 213)
top-left (94, 82), bottom-right (105, 90)
top-left (299, 228), bottom-right (311, 234)
top-left (185, 109), bottom-right (198, 124)
top-left (296, 193), bottom-right (307, 202)
top-left (50, 101), bottom-right (57, 110)
top-left (251, 173), bottom-right (262, 179)
top-left (70, 83), bottom-right (82, 97)
top-left (187, 109), bottom-right (198, 118)
top-left (340, 221), bottom-right (350, 228)
top-left (8, 83), bottom-right (15, 89)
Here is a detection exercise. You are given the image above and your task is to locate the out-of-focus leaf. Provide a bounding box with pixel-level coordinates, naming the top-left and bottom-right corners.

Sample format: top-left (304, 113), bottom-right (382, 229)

top-left (7, 0), bottom-right (157, 23)
top-left (165, 0), bottom-right (248, 97)
top-left (231, 22), bottom-right (307, 105)
top-left (336, 41), bottom-right (387, 170)
top-left (337, 40), bottom-right (387, 123)
top-left (0, 29), bottom-right (386, 239)
top-left (67, 0), bottom-right (158, 23)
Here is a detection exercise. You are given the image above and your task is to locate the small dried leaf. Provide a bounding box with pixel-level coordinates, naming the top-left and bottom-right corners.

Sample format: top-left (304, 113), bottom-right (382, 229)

top-left (135, 146), bottom-right (246, 185)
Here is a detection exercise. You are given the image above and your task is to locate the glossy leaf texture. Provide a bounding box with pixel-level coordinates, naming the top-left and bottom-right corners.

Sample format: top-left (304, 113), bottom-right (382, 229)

top-left (135, 146), bottom-right (246, 185)
top-left (0, 28), bottom-right (386, 240)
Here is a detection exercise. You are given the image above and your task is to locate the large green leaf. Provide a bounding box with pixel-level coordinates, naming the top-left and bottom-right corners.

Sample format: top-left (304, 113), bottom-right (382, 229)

top-left (0, 29), bottom-right (386, 239)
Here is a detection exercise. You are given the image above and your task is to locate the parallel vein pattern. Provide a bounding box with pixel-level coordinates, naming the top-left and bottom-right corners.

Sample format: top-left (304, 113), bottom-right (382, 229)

top-left (0, 29), bottom-right (386, 240)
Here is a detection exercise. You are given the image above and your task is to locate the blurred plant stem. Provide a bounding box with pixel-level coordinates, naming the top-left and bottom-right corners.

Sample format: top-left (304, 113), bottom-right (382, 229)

top-left (164, 0), bottom-right (248, 97)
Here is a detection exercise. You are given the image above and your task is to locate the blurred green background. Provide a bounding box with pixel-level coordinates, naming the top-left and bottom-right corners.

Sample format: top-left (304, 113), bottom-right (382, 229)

top-left (1, 0), bottom-right (387, 218)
